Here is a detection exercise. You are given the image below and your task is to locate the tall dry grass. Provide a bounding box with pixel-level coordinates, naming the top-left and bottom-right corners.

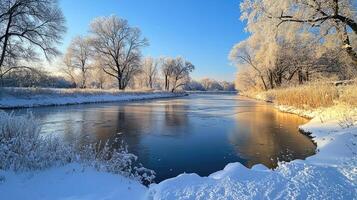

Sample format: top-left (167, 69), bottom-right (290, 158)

top-left (338, 83), bottom-right (357, 106)
top-left (256, 81), bottom-right (357, 109)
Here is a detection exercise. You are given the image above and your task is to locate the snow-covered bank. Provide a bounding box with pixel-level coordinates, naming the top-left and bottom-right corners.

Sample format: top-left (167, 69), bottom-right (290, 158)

top-left (0, 164), bottom-right (147, 200)
top-left (0, 87), bottom-right (187, 108)
top-left (0, 111), bottom-right (153, 200)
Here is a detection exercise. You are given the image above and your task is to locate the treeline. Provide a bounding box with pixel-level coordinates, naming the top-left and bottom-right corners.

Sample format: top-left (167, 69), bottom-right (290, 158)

top-left (1, 68), bottom-right (72, 88)
top-left (184, 78), bottom-right (235, 91)
top-left (231, 0), bottom-right (357, 92)
top-left (0, 1), bottom-right (195, 92)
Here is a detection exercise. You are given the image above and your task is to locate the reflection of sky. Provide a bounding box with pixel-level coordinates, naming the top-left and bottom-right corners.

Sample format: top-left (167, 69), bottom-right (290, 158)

top-left (14, 94), bottom-right (316, 182)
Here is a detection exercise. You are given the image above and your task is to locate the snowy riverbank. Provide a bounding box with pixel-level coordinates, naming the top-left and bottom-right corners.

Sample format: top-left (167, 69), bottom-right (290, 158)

top-left (0, 87), bottom-right (187, 108)
top-left (0, 94), bottom-right (356, 199)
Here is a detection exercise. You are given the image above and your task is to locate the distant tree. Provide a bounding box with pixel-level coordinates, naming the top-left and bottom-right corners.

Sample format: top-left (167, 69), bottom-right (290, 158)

top-left (0, 0), bottom-right (66, 86)
top-left (160, 57), bottom-right (194, 92)
top-left (220, 81), bottom-right (235, 91)
top-left (161, 57), bottom-right (175, 91)
top-left (200, 78), bottom-right (224, 91)
top-left (61, 54), bottom-right (78, 88)
top-left (91, 60), bottom-right (108, 89)
top-left (169, 57), bottom-right (195, 92)
top-left (3, 67), bottom-right (71, 88)
top-left (89, 15), bottom-right (148, 90)
top-left (141, 57), bottom-right (158, 89)
top-left (184, 80), bottom-right (205, 91)
top-left (66, 36), bottom-right (92, 88)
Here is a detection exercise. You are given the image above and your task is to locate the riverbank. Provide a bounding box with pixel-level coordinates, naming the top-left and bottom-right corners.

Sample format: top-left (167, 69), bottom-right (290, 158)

top-left (0, 92), bottom-right (356, 199)
top-left (0, 87), bottom-right (187, 108)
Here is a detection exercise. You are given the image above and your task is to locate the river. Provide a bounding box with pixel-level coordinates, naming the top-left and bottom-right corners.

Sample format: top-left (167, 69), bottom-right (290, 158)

top-left (15, 94), bottom-right (316, 182)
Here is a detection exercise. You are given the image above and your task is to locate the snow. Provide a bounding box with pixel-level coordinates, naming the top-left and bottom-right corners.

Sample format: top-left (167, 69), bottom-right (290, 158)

top-left (0, 96), bottom-right (356, 199)
top-left (0, 164), bottom-right (147, 200)
top-left (0, 87), bottom-right (186, 108)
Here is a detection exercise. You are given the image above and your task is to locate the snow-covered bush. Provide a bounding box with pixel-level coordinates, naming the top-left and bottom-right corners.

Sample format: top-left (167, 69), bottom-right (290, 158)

top-left (0, 111), bottom-right (155, 183)
top-left (77, 140), bottom-right (155, 183)
top-left (0, 111), bottom-right (74, 171)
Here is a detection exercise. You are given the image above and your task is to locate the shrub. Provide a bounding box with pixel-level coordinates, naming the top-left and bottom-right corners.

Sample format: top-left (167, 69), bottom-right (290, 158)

top-left (0, 112), bottom-right (74, 171)
top-left (0, 111), bottom-right (155, 183)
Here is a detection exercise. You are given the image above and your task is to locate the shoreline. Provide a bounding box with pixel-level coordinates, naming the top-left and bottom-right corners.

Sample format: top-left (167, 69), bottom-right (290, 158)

top-left (0, 87), bottom-right (187, 109)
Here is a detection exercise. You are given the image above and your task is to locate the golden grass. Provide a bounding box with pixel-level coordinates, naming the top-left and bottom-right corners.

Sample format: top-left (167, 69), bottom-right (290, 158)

top-left (338, 83), bottom-right (357, 106)
top-left (254, 81), bottom-right (357, 109)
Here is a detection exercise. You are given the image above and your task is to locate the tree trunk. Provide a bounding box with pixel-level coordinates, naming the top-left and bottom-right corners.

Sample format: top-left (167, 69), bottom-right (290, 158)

top-left (268, 70), bottom-right (274, 89)
top-left (164, 75), bottom-right (169, 91)
top-left (260, 76), bottom-right (268, 91)
top-left (342, 29), bottom-right (357, 66)
top-left (0, 13), bottom-right (13, 82)
top-left (298, 69), bottom-right (303, 84)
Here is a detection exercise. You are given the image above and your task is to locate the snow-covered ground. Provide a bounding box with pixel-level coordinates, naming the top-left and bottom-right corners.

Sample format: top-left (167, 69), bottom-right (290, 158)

top-left (0, 95), bottom-right (356, 200)
top-left (0, 164), bottom-right (147, 200)
top-left (0, 87), bottom-right (186, 108)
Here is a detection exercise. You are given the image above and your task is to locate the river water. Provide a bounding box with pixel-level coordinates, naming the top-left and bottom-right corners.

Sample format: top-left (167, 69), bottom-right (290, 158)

top-left (16, 94), bottom-right (316, 182)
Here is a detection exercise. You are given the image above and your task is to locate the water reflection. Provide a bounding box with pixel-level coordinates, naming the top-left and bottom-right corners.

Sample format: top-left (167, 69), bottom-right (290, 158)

top-left (230, 97), bottom-right (315, 168)
top-left (14, 94), bottom-right (316, 182)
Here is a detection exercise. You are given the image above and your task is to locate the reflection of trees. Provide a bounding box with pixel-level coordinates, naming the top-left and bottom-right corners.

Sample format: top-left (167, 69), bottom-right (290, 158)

top-left (230, 101), bottom-right (316, 168)
top-left (92, 105), bottom-right (156, 155)
top-left (162, 103), bottom-right (190, 135)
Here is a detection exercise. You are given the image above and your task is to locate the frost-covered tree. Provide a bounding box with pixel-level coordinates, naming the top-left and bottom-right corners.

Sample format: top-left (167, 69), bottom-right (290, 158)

top-left (160, 57), bottom-right (194, 92)
top-left (183, 80), bottom-right (205, 91)
top-left (141, 57), bottom-right (158, 89)
top-left (65, 36), bottom-right (92, 88)
top-left (90, 15), bottom-right (148, 90)
top-left (230, 41), bottom-right (269, 90)
top-left (169, 57), bottom-right (195, 92)
top-left (220, 81), bottom-right (235, 91)
top-left (232, 0), bottom-right (357, 92)
top-left (161, 57), bottom-right (175, 91)
top-left (90, 58), bottom-right (110, 89)
top-left (0, 0), bottom-right (66, 86)
top-left (60, 53), bottom-right (78, 88)
top-left (240, 0), bottom-right (357, 65)
top-left (200, 78), bottom-right (224, 91)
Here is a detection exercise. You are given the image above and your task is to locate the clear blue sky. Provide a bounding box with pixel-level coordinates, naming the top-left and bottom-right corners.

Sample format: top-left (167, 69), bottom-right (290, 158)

top-left (59, 0), bottom-right (247, 81)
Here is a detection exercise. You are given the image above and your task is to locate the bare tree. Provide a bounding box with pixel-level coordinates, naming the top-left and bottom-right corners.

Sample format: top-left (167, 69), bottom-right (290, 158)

top-left (91, 58), bottom-right (109, 89)
top-left (141, 57), bottom-right (158, 89)
top-left (169, 57), bottom-right (195, 92)
top-left (66, 36), bottom-right (92, 88)
top-left (61, 54), bottom-right (78, 88)
top-left (161, 57), bottom-right (175, 91)
top-left (89, 15), bottom-right (148, 90)
top-left (0, 0), bottom-right (66, 85)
